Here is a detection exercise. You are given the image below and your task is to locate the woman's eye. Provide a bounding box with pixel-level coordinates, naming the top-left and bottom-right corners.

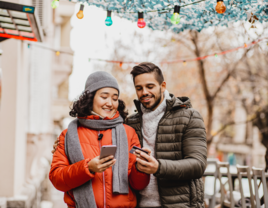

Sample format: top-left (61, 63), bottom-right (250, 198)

top-left (101, 97), bottom-right (107, 99)
top-left (113, 99), bottom-right (118, 101)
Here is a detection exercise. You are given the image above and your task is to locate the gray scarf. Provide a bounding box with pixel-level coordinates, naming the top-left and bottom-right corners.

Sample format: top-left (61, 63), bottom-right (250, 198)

top-left (65, 115), bottom-right (129, 208)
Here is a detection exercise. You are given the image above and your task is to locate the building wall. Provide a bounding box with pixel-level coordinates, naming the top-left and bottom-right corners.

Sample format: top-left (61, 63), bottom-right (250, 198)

top-left (0, 0), bottom-right (74, 206)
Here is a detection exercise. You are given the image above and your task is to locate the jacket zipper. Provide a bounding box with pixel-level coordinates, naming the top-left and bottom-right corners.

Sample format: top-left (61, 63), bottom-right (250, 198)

top-left (98, 131), bottom-right (106, 208)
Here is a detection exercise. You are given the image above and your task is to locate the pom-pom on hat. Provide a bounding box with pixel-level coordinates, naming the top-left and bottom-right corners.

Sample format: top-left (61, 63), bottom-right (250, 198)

top-left (84, 71), bottom-right (120, 94)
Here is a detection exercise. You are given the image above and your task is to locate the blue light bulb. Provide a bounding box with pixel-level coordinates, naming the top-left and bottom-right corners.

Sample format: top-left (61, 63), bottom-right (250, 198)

top-left (105, 11), bottom-right (113, 26)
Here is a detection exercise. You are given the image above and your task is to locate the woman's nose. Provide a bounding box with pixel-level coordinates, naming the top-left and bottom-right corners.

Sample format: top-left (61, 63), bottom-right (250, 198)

top-left (106, 99), bottom-right (112, 106)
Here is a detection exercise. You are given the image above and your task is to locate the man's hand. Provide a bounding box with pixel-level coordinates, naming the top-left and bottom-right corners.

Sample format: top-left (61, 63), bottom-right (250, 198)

top-left (135, 148), bottom-right (159, 174)
top-left (51, 138), bottom-right (59, 154)
top-left (88, 155), bottom-right (116, 173)
top-left (134, 147), bottom-right (151, 161)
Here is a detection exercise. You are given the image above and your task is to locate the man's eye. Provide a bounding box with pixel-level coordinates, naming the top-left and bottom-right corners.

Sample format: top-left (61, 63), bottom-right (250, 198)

top-left (113, 99), bottom-right (118, 101)
top-left (148, 86), bottom-right (153, 89)
top-left (136, 88), bottom-right (142, 91)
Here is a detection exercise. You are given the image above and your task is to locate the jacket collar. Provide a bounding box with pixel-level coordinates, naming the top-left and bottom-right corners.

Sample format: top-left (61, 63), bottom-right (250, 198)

top-left (134, 93), bottom-right (192, 114)
top-left (79, 111), bottom-right (120, 120)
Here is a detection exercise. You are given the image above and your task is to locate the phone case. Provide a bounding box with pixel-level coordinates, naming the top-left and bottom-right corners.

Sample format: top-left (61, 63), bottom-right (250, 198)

top-left (100, 145), bottom-right (117, 159)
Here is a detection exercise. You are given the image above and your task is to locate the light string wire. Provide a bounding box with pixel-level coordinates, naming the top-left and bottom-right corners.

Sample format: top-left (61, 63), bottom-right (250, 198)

top-left (25, 36), bottom-right (268, 65)
top-left (87, 37), bottom-right (268, 64)
top-left (69, 0), bottom-right (208, 14)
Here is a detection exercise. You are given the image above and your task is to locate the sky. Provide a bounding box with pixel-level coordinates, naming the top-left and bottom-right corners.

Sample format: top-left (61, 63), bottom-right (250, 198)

top-left (68, 3), bottom-right (172, 101)
top-left (68, 3), bottom-right (267, 102)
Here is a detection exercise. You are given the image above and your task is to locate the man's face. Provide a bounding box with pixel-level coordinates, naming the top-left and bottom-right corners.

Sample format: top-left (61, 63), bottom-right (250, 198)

top-left (134, 72), bottom-right (166, 110)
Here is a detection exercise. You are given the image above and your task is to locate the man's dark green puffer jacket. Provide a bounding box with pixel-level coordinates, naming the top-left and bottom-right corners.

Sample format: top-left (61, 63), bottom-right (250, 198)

top-left (126, 94), bottom-right (207, 208)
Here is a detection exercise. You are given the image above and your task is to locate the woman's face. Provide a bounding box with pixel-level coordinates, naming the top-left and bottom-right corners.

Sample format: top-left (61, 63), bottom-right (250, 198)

top-left (92, 87), bottom-right (119, 118)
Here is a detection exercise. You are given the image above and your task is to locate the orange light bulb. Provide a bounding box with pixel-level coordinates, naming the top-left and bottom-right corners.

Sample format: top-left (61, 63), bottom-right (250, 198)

top-left (76, 4), bottom-right (84, 19)
top-left (215, 0), bottom-right (226, 14)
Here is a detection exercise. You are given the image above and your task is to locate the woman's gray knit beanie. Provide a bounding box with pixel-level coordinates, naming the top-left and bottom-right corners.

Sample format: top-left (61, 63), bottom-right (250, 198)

top-left (84, 71), bottom-right (120, 94)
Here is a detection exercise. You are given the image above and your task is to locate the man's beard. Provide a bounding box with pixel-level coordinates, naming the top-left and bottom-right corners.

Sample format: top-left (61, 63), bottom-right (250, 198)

top-left (141, 89), bottom-right (162, 110)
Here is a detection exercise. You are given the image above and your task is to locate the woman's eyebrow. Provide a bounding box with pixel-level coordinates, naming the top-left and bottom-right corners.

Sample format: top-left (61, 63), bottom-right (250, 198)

top-left (100, 92), bottom-right (109, 95)
top-left (100, 92), bottom-right (118, 96)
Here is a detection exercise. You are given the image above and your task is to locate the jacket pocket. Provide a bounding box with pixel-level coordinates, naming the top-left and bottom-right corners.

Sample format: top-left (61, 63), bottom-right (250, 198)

top-left (190, 179), bottom-right (197, 207)
top-left (196, 178), bottom-right (204, 206)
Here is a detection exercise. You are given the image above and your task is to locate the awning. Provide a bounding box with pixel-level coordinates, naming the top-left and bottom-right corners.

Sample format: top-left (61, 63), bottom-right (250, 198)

top-left (0, 1), bottom-right (43, 42)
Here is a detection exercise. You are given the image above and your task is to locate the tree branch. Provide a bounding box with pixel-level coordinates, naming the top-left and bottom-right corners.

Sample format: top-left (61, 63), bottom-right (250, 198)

top-left (211, 49), bottom-right (249, 100)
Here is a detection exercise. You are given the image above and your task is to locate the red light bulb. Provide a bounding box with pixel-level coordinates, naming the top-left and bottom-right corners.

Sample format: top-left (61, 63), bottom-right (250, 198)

top-left (215, 0), bottom-right (226, 14)
top-left (137, 12), bottom-right (146, 28)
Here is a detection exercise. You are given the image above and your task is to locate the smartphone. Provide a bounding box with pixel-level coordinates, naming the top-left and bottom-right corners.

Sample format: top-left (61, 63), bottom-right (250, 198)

top-left (100, 145), bottom-right (117, 159)
top-left (129, 146), bottom-right (149, 155)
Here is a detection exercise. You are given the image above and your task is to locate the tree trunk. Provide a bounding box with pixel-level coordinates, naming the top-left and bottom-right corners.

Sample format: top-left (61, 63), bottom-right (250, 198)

top-left (190, 30), bottom-right (214, 149)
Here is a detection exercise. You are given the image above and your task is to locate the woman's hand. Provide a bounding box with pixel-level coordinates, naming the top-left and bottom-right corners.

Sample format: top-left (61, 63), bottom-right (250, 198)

top-left (87, 155), bottom-right (116, 173)
top-left (51, 138), bottom-right (59, 154)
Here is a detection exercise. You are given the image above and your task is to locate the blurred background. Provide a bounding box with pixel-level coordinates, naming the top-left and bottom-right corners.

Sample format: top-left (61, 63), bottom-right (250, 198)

top-left (0, 0), bottom-right (268, 207)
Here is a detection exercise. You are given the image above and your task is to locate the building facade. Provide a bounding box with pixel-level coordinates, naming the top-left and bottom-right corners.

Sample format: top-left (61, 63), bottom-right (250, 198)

top-left (0, 0), bottom-right (74, 207)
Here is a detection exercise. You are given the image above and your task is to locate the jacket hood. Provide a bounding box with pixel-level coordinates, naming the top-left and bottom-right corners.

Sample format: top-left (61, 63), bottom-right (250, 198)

top-left (134, 93), bottom-right (192, 114)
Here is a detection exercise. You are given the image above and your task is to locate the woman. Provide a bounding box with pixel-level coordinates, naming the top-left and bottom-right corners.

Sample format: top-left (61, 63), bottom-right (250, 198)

top-left (49, 71), bottom-right (150, 208)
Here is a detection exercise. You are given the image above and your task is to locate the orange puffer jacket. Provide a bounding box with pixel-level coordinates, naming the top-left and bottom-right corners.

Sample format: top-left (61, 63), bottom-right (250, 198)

top-left (49, 112), bottom-right (150, 208)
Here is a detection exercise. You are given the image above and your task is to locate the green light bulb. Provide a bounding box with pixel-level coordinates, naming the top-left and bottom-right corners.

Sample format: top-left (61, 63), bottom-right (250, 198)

top-left (170, 13), bottom-right (180, 24)
top-left (51, 0), bottom-right (59, 9)
top-left (105, 17), bottom-right (113, 26)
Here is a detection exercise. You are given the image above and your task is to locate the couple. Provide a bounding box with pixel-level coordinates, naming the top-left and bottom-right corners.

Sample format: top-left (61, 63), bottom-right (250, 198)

top-left (49, 62), bottom-right (207, 208)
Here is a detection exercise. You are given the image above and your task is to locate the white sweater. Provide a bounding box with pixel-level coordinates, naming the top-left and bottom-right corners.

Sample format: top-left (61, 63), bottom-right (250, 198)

top-left (139, 90), bottom-right (171, 207)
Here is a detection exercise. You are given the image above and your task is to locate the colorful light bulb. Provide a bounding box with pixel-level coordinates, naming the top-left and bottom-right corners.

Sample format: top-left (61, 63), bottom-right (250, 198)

top-left (51, 0), bottom-right (59, 9)
top-left (215, 0), bottom-right (226, 14)
top-left (76, 5), bottom-right (84, 19)
top-left (105, 11), bottom-right (113, 26)
top-left (170, 5), bottom-right (181, 24)
top-left (137, 12), bottom-right (146, 28)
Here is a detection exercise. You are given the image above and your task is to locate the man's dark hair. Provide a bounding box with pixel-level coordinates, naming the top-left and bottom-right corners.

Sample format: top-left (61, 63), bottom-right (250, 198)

top-left (130, 62), bottom-right (164, 84)
top-left (69, 90), bottom-right (128, 121)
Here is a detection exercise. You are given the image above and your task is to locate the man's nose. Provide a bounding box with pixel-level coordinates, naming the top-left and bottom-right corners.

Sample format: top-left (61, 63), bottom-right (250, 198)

top-left (142, 88), bottom-right (149, 95)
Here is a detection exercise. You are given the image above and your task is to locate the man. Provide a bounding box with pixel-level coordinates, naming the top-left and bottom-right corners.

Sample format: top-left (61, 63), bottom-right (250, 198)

top-left (52, 62), bottom-right (207, 208)
top-left (126, 62), bottom-right (207, 208)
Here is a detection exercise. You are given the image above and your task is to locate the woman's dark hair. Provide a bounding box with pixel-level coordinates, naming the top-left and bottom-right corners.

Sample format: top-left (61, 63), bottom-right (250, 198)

top-left (69, 90), bottom-right (128, 121)
top-left (130, 62), bottom-right (164, 84)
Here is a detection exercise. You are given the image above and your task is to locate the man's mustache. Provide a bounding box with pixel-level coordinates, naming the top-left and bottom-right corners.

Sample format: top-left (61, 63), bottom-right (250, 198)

top-left (140, 94), bottom-right (154, 99)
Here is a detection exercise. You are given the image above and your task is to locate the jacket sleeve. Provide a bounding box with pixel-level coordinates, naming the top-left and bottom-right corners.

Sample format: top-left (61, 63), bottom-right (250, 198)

top-left (128, 130), bottom-right (150, 190)
top-left (49, 130), bottom-right (95, 192)
top-left (154, 109), bottom-right (207, 180)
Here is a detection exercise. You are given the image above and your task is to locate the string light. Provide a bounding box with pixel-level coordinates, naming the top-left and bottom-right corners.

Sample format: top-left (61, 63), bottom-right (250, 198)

top-left (105, 11), bottom-right (113, 26)
top-left (183, 60), bottom-right (187, 66)
top-left (215, 0), bottom-right (226, 14)
top-left (214, 53), bottom-right (218, 57)
top-left (170, 6), bottom-right (181, 25)
top-left (119, 62), bottom-right (123, 67)
top-left (77, 4), bottom-right (85, 19)
top-left (137, 12), bottom-right (146, 28)
top-left (56, 51), bottom-right (60, 56)
top-left (51, 0), bottom-right (59, 9)
top-left (244, 43), bottom-right (247, 48)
